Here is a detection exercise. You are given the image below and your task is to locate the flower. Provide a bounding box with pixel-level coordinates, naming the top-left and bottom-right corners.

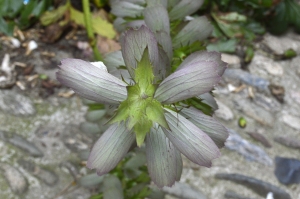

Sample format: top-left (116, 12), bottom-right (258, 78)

top-left (56, 26), bottom-right (228, 188)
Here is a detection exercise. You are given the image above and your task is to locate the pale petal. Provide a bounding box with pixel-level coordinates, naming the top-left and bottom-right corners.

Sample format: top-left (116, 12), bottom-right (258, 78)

top-left (111, 2), bottom-right (144, 18)
top-left (126, 20), bottom-right (146, 29)
top-left (169, 0), bottom-right (204, 21)
top-left (155, 61), bottom-right (222, 104)
top-left (113, 17), bottom-right (127, 32)
top-left (144, 5), bottom-right (172, 60)
top-left (120, 26), bottom-right (161, 81)
top-left (167, 0), bottom-right (180, 9)
top-left (172, 16), bottom-right (213, 49)
top-left (87, 122), bottom-right (135, 175)
top-left (198, 92), bottom-right (218, 111)
top-left (144, 5), bottom-right (170, 35)
top-left (146, 126), bottom-right (182, 188)
top-left (103, 51), bottom-right (125, 70)
top-left (57, 59), bottom-right (127, 105)
top-left (181, 107), bottom-right (229, 148)
top-left (177, 51), bottom-right (227, 76)
top-left (147, 0), bottom-right (167, 7)
top-left (163, 109), bottom-right (220, 167)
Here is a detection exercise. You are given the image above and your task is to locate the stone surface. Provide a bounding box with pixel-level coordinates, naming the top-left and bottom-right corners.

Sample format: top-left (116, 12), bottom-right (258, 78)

top-left (249, 54), bottom-right (284, 76)
top-left (214, 100), bottom-right (234, 121)
top-left (225, 129), bottom-right (272, 166)
top-left (215, 173), bottom-right (292, 199)
top-left (163, 182), bottom-right (206, 199)
top-left (0, 90), bottom-right (36, 116)
top-left (263, 33), bottom-right (300, 54)
top-left (223, 69), bottom-right (270, 92)
top-left (234, 98), bottom-right (274, 126)
top-left (6, 132), bottom-right (43, 157)
top-left (224, 190), bottom-right (254, 199)
top-left (247, 132), bottom-right (272, 148)
top-left (18, 159), bottom-right (58, 186)
top-left (275, 157), bottom-right (300, 185)
top-left (221, 54), bottom-right (241, 68)
top-left (282, 114), bottom-right (300, 130)
top-left (274, 136), bottom-right (300, 149)
top-left (0, 163), bottom-right (28, 194)
top-left (253, 93), bottom-right (281, 112)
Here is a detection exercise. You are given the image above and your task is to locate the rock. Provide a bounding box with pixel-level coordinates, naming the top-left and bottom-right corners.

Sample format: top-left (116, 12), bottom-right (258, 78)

top-left (253, 93), bottom-right (281, 112)
top-left (290, 91), bottom-right (300, 105)
top-left (215, 173), bottom-right (291, 199)
top-left (18, 159), bottom-right (58, 186)
top-left (263, 33), bottom-right (300, 55)
top-left (0, 54), bottom-right (16, 88)
top-left (214, 100), bottom-right (234, 121)
top-left (223, 69), bottom-right (270, 92)
top-left (274, 136), bottom-right (300, 149)
top-left (282, 114), bottom-right (300, 130)
top-left (290, 56), bottom-right (300, 77)
top-left (162, 182), bottom-right (206, 199)
top-left (60, 161), bottom-right (79, 180)
top-left (0, 163), bottom-right (28, 194)
top-left (247, 132), bottom-right (272, 148)
top-left (224, 190), bottom-right (254, 199)
top-left (221, 54), bottom-right (241, 68)
top-left (0, 90), bottom-right (36, 116)
top-left (268, 84), bottom-right (285, 103)
top-left (234, 98), bottom-right (274, 126)
top-left (7, 132), bottom-right (43, 157)
top-left (274, 157), bottom-right (300, 185)
top-left (249, 54), bottom-right (283, 76)
top-left (225, 129), bottom-right (273, 166)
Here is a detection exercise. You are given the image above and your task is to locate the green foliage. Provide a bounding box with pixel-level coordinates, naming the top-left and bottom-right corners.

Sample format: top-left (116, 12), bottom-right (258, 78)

top-left (267, 0), bottom-right (300, 34)
top-left (0, 0), bottom-right (51, 35)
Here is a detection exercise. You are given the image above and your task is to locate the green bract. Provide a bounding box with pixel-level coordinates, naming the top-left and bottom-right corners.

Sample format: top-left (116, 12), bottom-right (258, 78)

top-left (110, 49), bottom-right (168, 146)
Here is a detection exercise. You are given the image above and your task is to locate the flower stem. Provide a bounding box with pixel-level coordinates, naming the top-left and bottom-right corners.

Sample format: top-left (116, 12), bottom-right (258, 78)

top-left (82, 0), bottom-right (103, 61)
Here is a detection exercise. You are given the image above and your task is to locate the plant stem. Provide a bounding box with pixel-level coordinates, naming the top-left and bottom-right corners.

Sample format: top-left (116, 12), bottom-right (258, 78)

top-left (82, 0), bottom-right (103, 61)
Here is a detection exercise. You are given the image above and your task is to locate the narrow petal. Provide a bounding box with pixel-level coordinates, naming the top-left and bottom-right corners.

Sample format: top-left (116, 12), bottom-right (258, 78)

top-left (198, 92), bottom-right (218, 111)
top-left (144, 5), bottom-right (173, 60)
top-left (155, 61), bottom-right (222, 104)
top-left (144, 5), bottom-right (170, 35)
top-left (172, 16), bottom-right (213, 49)
top-left (177, 51), bottom-right (227, 76)
top-left (169, 0), bottom-right (204, 21)
top-left (120, 26), bottom-right (160, 81)
top-left (56, 59), bottom-right (127, 105)
top-left (103, 51), bottom-right (133, 83)
top-left (87, 122), bottom-right (135, 175)
top-left (103, 51), bottom-right (125, 70)
top-left (163, 109), bottom-right (220, 167)
top-left (181, 107), bottom-right (229, 148)
top-left (167, 0), bottom-right (180, 9)
top-left (146, 126), bottom-right (182, 188)
top-left (111, 2), bottom-right (144, 18)
top-left (126, 20), bottom-right (146, 29)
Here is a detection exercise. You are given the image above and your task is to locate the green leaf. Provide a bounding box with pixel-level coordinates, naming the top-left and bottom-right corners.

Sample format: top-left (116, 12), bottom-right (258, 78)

top-left (207, 39), bottom-right (237, 53)
top-left (70, 6), bottom-right (116, 38)
top-left (184, 97), bottom-right (214, 116)
top-left (284, 49), bottom-right (297, 59)
top-left (0, 17), bottom-right (14, 36)
top-left (1, 0), bottom-right (24, 18)
top-left (40, 3), bottom-right (68, 26)
top-left (245, 46), bottom-right (254, 63)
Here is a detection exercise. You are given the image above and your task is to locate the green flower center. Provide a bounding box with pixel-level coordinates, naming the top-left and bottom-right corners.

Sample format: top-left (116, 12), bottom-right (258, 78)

top-left (110, 49), bottom-right (168, 146)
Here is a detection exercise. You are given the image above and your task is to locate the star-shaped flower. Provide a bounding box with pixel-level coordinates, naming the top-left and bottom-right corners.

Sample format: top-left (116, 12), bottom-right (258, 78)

top-left (56, 26), bottom-right (228, 188)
